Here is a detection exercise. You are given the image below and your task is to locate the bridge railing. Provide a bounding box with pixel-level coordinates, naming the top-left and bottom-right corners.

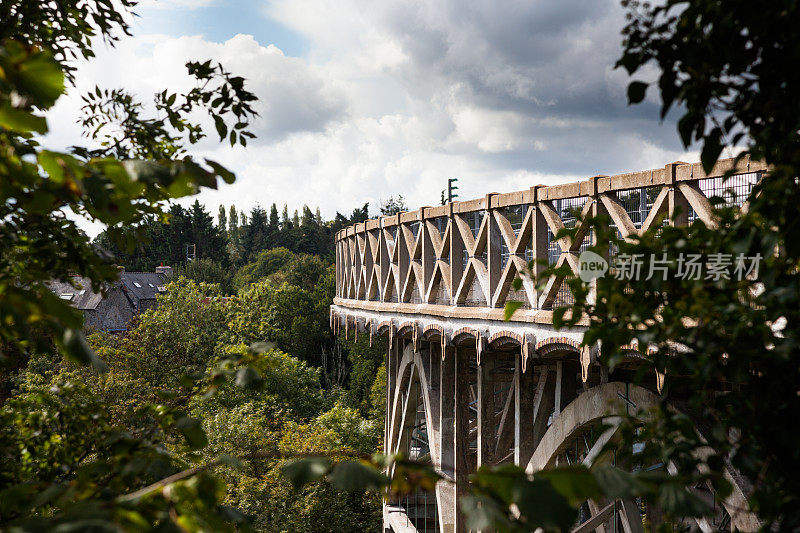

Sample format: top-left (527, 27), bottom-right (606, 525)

top-left (334, 157), bottom-right (766, 325)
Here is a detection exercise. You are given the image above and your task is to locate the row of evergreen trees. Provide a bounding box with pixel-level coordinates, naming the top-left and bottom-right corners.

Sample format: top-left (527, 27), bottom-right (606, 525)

top-left (95, 200), bottom-right (373, 271)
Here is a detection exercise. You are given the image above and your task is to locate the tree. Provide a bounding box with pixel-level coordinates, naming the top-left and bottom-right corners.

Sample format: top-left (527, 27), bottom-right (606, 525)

top-left (0, 0), bottom-right (134, 83)
top-left (0, 380), bottom-right (244, 531)
top-left (0, 2), bottom-right (262, 530)
top-left (192, 346), bottom-right (323, 420)
top-left (268, 203), bottom-right (280, 245)
top-left (228, 280), bottom-right (328, 367)
top-left (233, 247), bottom-right (296, 290)
top-left (218, 204), bottom-right (227, 238)
top-left (340, 334), bottom-right (385, 418)
top-left (123, 278), bottom-right (228, 389)
top-left (180, 258), bottom-right (232, 294)
top-left (351, 203), bottom-right (369, 224)
top-left (0, 6), bottom-right (254, 359)
top-left (281, 203), bottom-right (290, 229)
top-left (240, 206), bottom-right (269, 259)
top-left (379, 195), bottom-right (407, 216)
top-left (282, 254), bottom-right (328, 291)
top-left (190, 200), bottom-right (228, 265)
top-left (94, 201), bottom-right (228, 270)
top-left (228, 205), bottom-right (239, 245)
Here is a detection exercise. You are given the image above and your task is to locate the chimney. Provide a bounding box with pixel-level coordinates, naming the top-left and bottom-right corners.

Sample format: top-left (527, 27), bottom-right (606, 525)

top-left (155, 265), bottom-right (173, 278)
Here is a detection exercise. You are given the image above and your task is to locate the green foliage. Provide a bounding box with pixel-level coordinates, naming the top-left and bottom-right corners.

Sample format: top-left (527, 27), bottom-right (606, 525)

top-left (0, 0), bottom-right (135, 83)
top-left (0, 2), bottom-right (390, 531)
top-left (0, 379), bottom-right (246, 532)
top-left (281, 253), bottom-right (328, 291)
top-left (379, 195), bottom-right (407, 216)
top-left (0, 2), bottom-right (255, 374)
top-left (233, 247), bottom-right (296, 289)
top-left (314, 403), bottom-right (381, 453)
top-left (339, 333), bottom-right (386, 418)
top-left (368, 363), bottom-right (387, 423)
top-left (194, 346), bottom-right (323, 419)
top-left (229, 279), bottom-right (329, 366)
top-left (179, 258), bottom-right (232, 294)
top-left (96, 201), bottom-right (230, 272)
top-left (79, 61), bottom-right (257, 159)
top-left (618, 0), bottom-right (800, 178)
top-left (123, 278), bottom-right (228, 388)
top-left (545, 0), bottom-right (800, 527)
top-left (188, 348), bottom-right (380, 531)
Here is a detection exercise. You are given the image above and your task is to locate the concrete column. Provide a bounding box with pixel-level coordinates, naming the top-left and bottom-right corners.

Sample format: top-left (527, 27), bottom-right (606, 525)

top-left (514, 351), bottom-right (537, 466)
top-left (667, 163), bottom-right (689, 226)
top-left (421, 209), bottom-right (435, 291)
top-left (531, 186), bottom-right (549, 307)
top-left (385, 334), bottom-right (394, 455)
top-left (531, 365), bottom-right (556, 457)
top-left (559, 360), bottom-right (579, 413)
top-left (428, 341), bottom-right (441, 465)
top-left (454, 345), bottom-right (471, 532)
top-left (487, 195), bottom-right (502, 300)
top-left (438, 344), bottom-right (456, 533)
top-left (554, 360), bottom-right (563, 417)
top-left (477, 349), bottom-right (496, 467)
top-left (449, 208), bottom-right (464, 305)
top-left (385, 332), bottom-right (400, 455)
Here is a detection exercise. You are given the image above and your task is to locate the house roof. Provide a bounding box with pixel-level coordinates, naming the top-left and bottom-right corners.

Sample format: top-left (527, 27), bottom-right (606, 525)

top-left (118, 272), bottom-right (167, 302)
top-left (48, 271), bottom-right (168, 311)
top-left (47, 276), bottom-right (105, 310)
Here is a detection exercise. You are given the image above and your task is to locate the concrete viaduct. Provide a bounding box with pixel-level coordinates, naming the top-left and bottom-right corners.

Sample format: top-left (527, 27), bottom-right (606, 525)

top-left (331, 157), bottom-right (766, 532)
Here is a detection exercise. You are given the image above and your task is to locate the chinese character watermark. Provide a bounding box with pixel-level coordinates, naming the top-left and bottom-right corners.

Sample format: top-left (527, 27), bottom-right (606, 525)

top-left (578, 250), bottom-right (762, 282)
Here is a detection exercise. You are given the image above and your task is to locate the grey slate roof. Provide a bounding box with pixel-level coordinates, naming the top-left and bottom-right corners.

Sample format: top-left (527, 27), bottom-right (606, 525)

top-left (118, 272), bottom-right (168, 309)
top-left (47, 276), bottom-right (105, 310)
top-left (48, 270), bottom-right (169, 331)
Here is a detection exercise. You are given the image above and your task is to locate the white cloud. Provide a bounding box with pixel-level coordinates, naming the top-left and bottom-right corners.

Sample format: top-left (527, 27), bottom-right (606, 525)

top-left (47, 0), bottom-right (700, 237)
top-left (137, 0), bottom-right (217, 9)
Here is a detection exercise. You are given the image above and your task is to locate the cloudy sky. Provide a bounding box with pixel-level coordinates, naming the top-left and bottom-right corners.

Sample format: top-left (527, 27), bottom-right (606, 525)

top-left (47, 0), bottom-right (700, 231)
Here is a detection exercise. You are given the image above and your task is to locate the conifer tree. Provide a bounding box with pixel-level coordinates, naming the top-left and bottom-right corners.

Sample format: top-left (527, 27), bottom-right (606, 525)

top-left (218, 205), bottom-right (227, 238)
top-left (228, 205), bottom-right (239, 246)
top-left (281, 204), bottom-right (290, 229)
top-left (190, 200), bottom-right (228, 265)
top-left (241, 206), bottom-right (269, 259)
top-left (269, 204), bottom-right (280, 233)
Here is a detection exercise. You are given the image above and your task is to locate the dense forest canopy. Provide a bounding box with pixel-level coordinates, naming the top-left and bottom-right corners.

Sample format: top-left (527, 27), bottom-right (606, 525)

top-left (95, 199), bottom-right (373, 273)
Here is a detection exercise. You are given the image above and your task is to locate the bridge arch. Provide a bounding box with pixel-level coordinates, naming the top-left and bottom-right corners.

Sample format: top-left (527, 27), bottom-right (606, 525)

top-left (385, 342), bottom-right (441, 531)
top-left (387, 342), bottom-right (439, 465)
top-left (527, 381), bottom-right (759, 531)
top-left (536, 336), bottom-right (581, 357)
top-left (487, 330), bottom-right (524, 349)
top-left (450, 327), bottom-right (480, 346)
